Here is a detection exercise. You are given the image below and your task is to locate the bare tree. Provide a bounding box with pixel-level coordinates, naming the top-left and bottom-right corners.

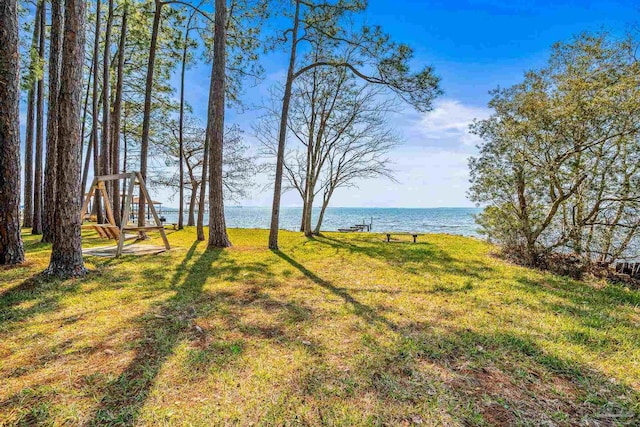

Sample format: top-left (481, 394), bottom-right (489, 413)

top-left (259, 66), bottom-right (398, 235)
top-left (197, 130), bottom-right (209, 240)
top-left (154, 120), bottom-right (261, 214)
top-left (0, 0), bottom-right (25, 264)
top-left (45, 0), bottom-right (88, 277)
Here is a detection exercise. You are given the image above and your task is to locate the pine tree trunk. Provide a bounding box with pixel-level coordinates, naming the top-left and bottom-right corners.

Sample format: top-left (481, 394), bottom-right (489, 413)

top-left (80, 55), bottom-right (95, 200)
top-left (178, 20), bottom-right (191, 231)
top-left (138, 0), bottom-right (163, 234)
top-left (269, 0), bottom-right (301, 250)
top-left (92, 0), bottom-right (103, 224)
top-left (111, 4), bottom-right (127, 227)
top-left (32, 2), bottom-right (46, 235)
top-left (0, 0), bottom-right (25, 265)
top-left (42, 0), bottom-right (63, 243)
top-left (82, 129), bottom-right (94, 207)
top-left (100, 0), bottom-right (113, 202)
top-left (46, 0), bottom-right (88, 278)
top-left (23, 1), bottom-right (43, 229)
top-left (207, 0), bottom-right (231, 249)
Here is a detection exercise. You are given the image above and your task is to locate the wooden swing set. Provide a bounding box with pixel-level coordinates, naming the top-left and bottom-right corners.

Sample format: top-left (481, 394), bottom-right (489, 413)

top-left (80, 171), bottom-right (170, 257)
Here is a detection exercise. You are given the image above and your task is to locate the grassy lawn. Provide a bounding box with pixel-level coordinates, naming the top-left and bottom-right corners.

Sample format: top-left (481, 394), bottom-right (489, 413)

top-left (1, 228), bottom-right (639, 426)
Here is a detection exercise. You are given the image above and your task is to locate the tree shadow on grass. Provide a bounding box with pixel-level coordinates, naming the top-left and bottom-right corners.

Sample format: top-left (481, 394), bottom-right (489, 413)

top-left (85, 241), bottom-right (218, 425)
top-left (516, 275), bottom-right (640, 330)
top-left (0, 273), bottom-right (83, 333)
top-left (273, 250), bottom-right (398, 332)
top-left (315, 234), bottom-right (495, 281)
top-left (269, 249), bottom-right (640, 424)
top-left (380, 326), bottom-right (640, 425)
top-left (84, 244), bottom-right (313, 425)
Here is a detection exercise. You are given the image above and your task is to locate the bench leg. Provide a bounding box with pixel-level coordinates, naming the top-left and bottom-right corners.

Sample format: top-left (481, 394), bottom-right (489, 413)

top-left (413, 235), bottom-right (417, 243)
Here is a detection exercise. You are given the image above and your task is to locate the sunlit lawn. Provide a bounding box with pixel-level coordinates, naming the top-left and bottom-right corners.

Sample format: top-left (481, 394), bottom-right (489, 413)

top-left (1, 228), bottom-right (639, 425)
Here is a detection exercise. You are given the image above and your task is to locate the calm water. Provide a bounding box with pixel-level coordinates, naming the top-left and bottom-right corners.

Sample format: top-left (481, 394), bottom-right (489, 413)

top-left (160, 207), bottom-right (482, 237)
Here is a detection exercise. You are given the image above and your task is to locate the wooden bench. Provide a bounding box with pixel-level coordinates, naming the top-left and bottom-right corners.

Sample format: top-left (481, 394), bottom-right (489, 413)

top-left (82, 224), bottom-right (138, 241)
top-left (384, 232), bottom-right (425, 243)
top-left (82, 223), bottom-right (121, 240)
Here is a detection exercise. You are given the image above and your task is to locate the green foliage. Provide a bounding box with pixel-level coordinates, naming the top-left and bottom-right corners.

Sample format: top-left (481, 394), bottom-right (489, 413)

top-left (291, 0), bottom-right (442, 112)
top-left (469, 32), bottom-right (640, 266)
top-left (200, 0), bottom-right (269, 107)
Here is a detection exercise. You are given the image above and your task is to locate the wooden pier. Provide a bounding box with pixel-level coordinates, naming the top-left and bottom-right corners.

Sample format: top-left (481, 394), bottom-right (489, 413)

top-left (338, 218), bottom-right (373, 233)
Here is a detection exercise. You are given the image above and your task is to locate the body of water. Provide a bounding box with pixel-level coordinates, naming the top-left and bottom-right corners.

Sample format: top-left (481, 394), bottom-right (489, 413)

top-left (159, 207), bottom-right (482, 237)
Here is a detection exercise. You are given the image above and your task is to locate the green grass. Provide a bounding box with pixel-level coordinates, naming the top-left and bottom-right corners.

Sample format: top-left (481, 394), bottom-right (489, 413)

top-left (1, 228), bottom-right (639, 426)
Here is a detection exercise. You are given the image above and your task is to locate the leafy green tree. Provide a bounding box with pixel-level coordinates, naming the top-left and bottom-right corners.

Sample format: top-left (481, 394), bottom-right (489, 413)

top-left (469, 33), bottom-right (640, 267)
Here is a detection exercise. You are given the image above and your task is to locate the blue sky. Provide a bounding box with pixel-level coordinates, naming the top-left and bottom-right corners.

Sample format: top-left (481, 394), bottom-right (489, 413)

top-left (20, 0), bottom-right (639, 208)
top-left (171, 0), bottom-right (638, 208)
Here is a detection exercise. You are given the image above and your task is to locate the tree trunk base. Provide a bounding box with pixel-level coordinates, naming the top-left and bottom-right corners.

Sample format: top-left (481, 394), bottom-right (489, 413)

top-left (44, 258), bottom-right (88, 278)
top-left (1, 248), bottom-right (25, 265)
top-left (207, 239), bottom-right (231, 249)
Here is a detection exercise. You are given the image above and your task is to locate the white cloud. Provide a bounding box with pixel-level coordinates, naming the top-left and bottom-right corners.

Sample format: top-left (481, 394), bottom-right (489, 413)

top-left (403, 99), bottom-right (492, 149)
top-left (149, 98), bottom-right (493, 208)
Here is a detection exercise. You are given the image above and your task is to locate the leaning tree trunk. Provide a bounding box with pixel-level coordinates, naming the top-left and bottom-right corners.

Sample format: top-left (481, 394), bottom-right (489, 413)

top-left (207, 0), bottom-right (231, 249)
top-left (111, 4), bottom-right (127, 227)
top-left (0, 0), bottom-right (25, 265)
top-left (91, 0), bottom-right (103, 224)
top-left (188, 181), bottom-right (198, 227)
top-left (23, 1), bottom-right (43, 229)
top-left (42, 0), bottom-right (63, 243)
top-left (32, 2), bottom-right (46, 235)
top-left (299, 197), bottom-right (307, 232)
top-left (197, 132), bottom-right (209, 241)
top-left (269, 0), bottom-right (301, 250)
top-left (138, 0), bottom-right (163, 234)
top-left (314, 190), bottom-right (333, 235)
top-left (45, 0), bottom-right (88, 278)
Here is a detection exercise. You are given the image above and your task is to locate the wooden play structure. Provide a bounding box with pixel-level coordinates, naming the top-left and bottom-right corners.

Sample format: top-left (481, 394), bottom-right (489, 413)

top-left (80, 172), bottom-right (170, 257)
